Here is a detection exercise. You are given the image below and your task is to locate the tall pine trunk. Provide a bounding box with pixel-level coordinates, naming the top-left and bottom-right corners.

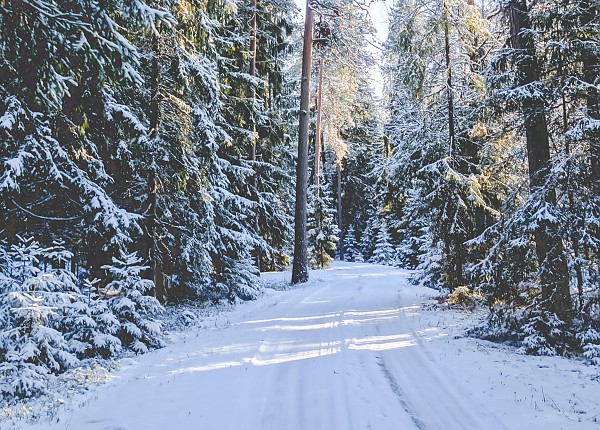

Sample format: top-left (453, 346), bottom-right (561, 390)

top-left (292, 0), bottom-right (314, 284)
top-left (249, 0), bottom-right (258, 163)
top-left (443, 0), bottom-right (463, 290)
top-left (443, 0), bottom-right (456, 158)
top-left (507, 0), bottom-right (571, 316)
top-left (314, 58), bottom-right (324, 188)
top-left (561, 81), bottom-right (585, 310)
top-left (146, 35), bottom-right (164, 301)
top-left (249, 0), bottom-right (261, 270)
top-left (581, 0), bottom-right (599, 296)
top-left (582, 0), bottom-right (599, 183)
top-left (337, 162), bottom-right (343, 261)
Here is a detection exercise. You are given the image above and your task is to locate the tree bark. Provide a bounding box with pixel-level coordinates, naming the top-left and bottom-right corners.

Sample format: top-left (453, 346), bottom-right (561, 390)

top-left (507, 0), bottom-right (571, 316)
top-left (314, 58), bottom-right (324, 188)
top-left (146, 35), bottom-right (164, 301)
top-left (443, 0), bottom-right (456, 157)
top-left (582, 0), bottom-right (599, 184)
top-left (337, 161), bottom-right (344, 261)
top-left (561, 90), bottom-right (585, 310)
top-left (443, 0), bottom-right (463, 289)
top-left (249, 0), bottom-right (258, 163)
top-left (291, 0), bottom-right (314, 284)
top-left (249, 0), bottom-right (261, 270)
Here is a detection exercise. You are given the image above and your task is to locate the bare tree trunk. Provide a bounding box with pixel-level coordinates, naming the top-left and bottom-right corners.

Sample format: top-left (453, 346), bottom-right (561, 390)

top-left (337, 162), bottom-right (344, 261)
top-left (561, 86), bottom-right (584, 310)
top-left (291, 0), bottom-right (314, 284)
top-left (580, 0), bottom-right (599, 292)
top-left (443, 0), bottom-right (456, 157)
top-left (582, 0), bottom-right (599, 184)
top-left (146, 168), bottom-right (163, 302)
top-left (314, 58), bottom-right (324, 188)
top-left (250, 0), bottom-right (258, 163)
top-left (249, 0), bottom-right (261, 270)
top-left (508, 0), bottom-right (571, 316)
top-left (443, 0), bottom-right (462, 290)
top-left (146, 35), bottom-right (164, 302)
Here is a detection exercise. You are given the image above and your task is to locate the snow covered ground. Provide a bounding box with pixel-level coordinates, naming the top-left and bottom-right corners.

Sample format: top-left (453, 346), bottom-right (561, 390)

top-left (4, 262), bottom-right (600, 430)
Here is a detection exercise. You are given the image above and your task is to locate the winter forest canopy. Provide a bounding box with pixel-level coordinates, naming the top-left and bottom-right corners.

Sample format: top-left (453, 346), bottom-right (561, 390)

top-left (0, 0), bottom-right (598, 402)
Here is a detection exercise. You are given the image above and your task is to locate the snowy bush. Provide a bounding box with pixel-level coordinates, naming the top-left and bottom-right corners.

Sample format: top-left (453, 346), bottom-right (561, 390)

top-left (414, 237), bottom-right (445, 289)
top-left (307, 182), bottom-right (340, 269)
top-left (447, 286), bottom-right (482, 309)
top-left (472, 307), bottom-right (576, 357)
top-left (519, 311), bottom-right (573, 356)
top-left (359, 219), bottom-right (377, 261)
top-left (578, 329), bottom-right (600, 365)
top-left (64, 281), bottom-right (123, 359)
top-left (178, 310), bottom-right (198, 326)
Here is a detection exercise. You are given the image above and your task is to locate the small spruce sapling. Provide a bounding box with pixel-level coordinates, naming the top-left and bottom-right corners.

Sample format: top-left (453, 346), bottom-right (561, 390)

top-left (343, 224), bottom-right (364, 262)
top-left (0, 238), bottom-right (79, 397)
top-left (102, 253), bottom-right (164, 354)
top-left (307, 182), bottom-right (340, 269)
top-left (220, 252), bottom-right (262, 302)
top-left (370, 221), bottom-right (396, 266)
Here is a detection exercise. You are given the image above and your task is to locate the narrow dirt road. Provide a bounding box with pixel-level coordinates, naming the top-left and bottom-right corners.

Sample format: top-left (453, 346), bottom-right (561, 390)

top-left (33, 263), bottom-right (508, 430)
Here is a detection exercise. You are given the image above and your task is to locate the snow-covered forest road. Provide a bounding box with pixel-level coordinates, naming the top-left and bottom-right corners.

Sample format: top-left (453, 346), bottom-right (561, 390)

top-left (21, 263), bottom-right (600, 430)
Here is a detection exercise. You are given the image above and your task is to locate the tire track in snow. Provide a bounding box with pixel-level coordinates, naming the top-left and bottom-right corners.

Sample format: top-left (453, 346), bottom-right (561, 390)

top-left (374, 288), bottom-right (510, 430)
top-left (234, 280), bottom-right (339, 430)
top-left (377, 357), bottom-right (430, 430)
top-left (24, 263), bottom-right (510, 430)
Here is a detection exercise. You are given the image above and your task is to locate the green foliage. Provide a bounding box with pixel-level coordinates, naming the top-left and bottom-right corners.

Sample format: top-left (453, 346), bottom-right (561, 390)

top-left (343, 224), bottom-right (363, 262)
top-left (308, 181), bottom-right (340, 269)
top-left (0, 238), bottom-right (162, 398)
top-left (383, 0), bottom-right (598, 359)
top-left (0, 0), bottom-right (298, 401)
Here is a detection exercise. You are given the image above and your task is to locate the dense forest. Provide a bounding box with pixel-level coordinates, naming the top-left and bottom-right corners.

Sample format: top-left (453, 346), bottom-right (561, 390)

top-left (0, 0), bottom-right (598, 400)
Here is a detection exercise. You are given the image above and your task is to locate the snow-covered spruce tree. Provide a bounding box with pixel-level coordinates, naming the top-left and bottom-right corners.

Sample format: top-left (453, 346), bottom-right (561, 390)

top-left (307, 177), bottom-right (340, 269)
top-left (359, 213), bottom-right (378, 262)
top-left (0, 0), bottom-right (296, 305)
top-left (0, 239), bottom-right (78, 397)
top-left (343, 225), bottom-right (364, 262)
top-left (105, 0), bottom-right (272, 302)
top-left (486, 0), bottom-right (573, 316)
top-left (216, 0), bottom-right (297, 273)
top-left (340, 108), bottom-right (382, 250)
top-left (160, 0), bottom-right (296, 299)
top-left (0, 237), bottom-right (165, 398)
top-left (467, 0), bottom-right (599, 356)
top-left (102, 253), bottom-right (164, 354)
top-left (395, 188), bottom-right (429, 270)
top-left (533, 0), bottom-right (599, 356)
top-left (0, 0), bottom-right (171, 279)
top-left (0, 4), bottom-right (170, 371)
top-left (381, 0), bottom-right (496, 290)
top-left (218, 252), bottom-right (262, 302)
top-left (487, 2), bottom-right (578, 294)
top-left (109, 0), bottom-right (222, 302)
top-left (370, 221), bottom-right (397, 266)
